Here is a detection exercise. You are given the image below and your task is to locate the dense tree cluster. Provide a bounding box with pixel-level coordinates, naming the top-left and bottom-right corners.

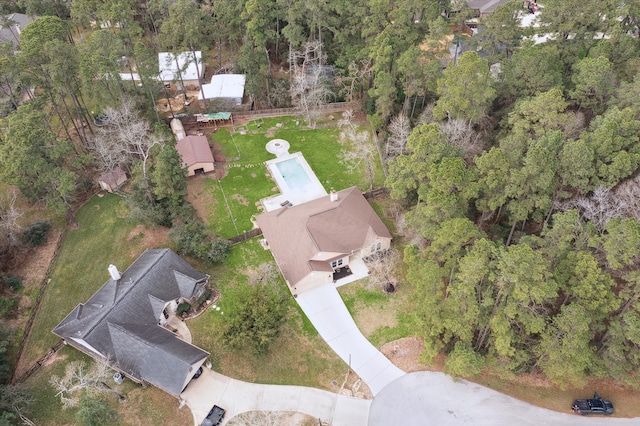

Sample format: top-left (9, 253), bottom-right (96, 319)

top-left (385, 2), bottom-right (640, 388)
top-left (1, 0), bottom-right (640, 397)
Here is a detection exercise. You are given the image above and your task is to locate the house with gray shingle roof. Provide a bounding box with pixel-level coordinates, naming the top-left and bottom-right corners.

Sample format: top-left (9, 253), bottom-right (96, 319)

top-left (53, 248), bottom-right (210, 397)
top-left (256, 187), bottom-right (392, 295)
top-left (0, 13), bottom-right (36, 50)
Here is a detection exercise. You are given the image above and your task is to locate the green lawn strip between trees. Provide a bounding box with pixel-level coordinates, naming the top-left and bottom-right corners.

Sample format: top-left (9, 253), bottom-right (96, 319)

top-left (19, 195), bottom-right (139, 370)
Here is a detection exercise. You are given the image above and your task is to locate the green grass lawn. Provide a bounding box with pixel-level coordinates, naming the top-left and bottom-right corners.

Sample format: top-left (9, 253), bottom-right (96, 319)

top-left (188, 237), bottom-right (346, 388)
top-left (207, 116), bottom-right (385, 238)
top-left (19, 194), bottom-right (141, 370)
top-left (21, 197), bottom-right (347, 424)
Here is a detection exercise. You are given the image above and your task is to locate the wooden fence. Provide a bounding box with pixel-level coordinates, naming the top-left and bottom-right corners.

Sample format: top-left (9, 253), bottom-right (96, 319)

top-left (10, 229), bottom-right (67, 384)
top-left (12, 339), bottom-right (65, 384)
top-left (228, 228), bottom-right (263, 245)
top-left (363, 187), bottom-right (389, 199)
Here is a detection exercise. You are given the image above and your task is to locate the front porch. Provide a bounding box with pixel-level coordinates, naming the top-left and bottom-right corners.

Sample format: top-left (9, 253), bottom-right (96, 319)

top-left (333, 258), bottom-right (368, 287)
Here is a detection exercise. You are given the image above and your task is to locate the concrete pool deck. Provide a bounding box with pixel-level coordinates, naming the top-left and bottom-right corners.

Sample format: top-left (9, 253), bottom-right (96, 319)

top-left (262, 152), bottom-right (328, 212)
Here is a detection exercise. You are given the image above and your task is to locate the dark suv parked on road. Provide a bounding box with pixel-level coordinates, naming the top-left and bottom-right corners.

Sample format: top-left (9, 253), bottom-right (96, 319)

top-left (201, 405), bottom-right (225, 426)
top-left (572, 392), bottom-right (614, 416)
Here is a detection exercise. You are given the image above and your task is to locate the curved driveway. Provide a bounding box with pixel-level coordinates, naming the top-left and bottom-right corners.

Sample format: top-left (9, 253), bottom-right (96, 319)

top-left (181, 368), bottom-right (370, 426)
top-left (295, 284), bottom-right (405, 395)
top-left (183, 282), bottom-right (639, 425)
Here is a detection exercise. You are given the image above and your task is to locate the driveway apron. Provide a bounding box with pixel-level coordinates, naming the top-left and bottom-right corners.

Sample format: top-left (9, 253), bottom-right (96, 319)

top-left (295, 283), bottom-right (406, 395)
top-left (181, 368), bottom-right (371, 426)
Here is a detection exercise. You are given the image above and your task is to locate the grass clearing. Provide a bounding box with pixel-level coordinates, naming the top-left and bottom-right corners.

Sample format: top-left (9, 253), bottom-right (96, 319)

top-left (188, 237), bottom-right (344, 389)
top-left (22, 202), bottom-right (346, 424)
top-left (18, 194), bottom-right (141, 371)
top-left (208, 116), bottom-right (383, 238)
top-left (24, 346), bottom-right (193, 426)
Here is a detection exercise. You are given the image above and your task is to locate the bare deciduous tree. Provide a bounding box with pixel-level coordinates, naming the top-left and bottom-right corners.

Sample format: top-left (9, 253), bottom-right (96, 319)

top-left (0, 189), bottom-right (23, 246)
top-left (364, 248), bottom-right (401, 293)
top-left (50, 360), bottom-right (125, 409)
top-left (416, 102), bottom-right (437, 126)
top-left (88, 100), bottom-right (164, 200)
top-left (246, 262), bottom-right (279, 286)
top-left (439, 118), bottom-right (486, 161)
top-left (613, 175), bottom-right (640, 223)
top-left (386, 113), bottom-right (412, 159)
top-left (289, 41), bottom-right (335, 128)
top-left (557, 187), bottom-right (626, 232)
top-left (338, 110), bottom-right (376, 190)
top-left (336, 59), bottom-right (372, 103)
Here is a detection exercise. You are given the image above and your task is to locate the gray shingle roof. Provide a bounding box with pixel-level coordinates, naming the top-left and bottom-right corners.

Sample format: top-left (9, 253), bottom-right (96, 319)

top-left (53, 248), bottom-right (209, 396)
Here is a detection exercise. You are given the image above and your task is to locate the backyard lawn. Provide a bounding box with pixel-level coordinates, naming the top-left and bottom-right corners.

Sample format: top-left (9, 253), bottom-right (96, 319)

top-left (205, 116), bottom-right (385, 238)
top-left (20, 190), bottom-right (349, 424)
top-left (17, 194), bottom-right (143, 372)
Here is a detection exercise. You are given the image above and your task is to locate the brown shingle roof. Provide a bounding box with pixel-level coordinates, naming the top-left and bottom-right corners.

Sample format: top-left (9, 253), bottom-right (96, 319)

top-left (176, 135), bottom-right (214, 167)
top-left (256, 187), bottom-right (392, 287)
top-left (98, 166), bottom-right (126, 187)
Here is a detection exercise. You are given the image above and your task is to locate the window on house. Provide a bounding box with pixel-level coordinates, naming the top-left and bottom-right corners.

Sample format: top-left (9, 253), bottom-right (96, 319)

top-left (331, 259), bottom-right (343, 268)
top-left (377, 242), bottom-right (382, 250)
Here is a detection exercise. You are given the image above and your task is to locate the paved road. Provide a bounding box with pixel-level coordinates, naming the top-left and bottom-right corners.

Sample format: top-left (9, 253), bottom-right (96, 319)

top-left (368, 371), bottom-right (638, 426)
top-left (181, 368), bottom-right (371, 426)
top-left (295, 284), bottom-right (406, 395)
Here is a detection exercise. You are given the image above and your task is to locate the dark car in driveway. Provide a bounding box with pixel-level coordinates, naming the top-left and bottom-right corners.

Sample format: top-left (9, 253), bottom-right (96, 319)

top-left (572, 392), bottom-right (614, 416)
top-left (201, 405), bottom-right (225, 426)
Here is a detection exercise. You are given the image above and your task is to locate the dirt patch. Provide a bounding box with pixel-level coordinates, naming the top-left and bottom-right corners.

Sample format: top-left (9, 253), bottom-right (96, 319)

top-left (11, 228), bottom-right (62, 294)
top-left (42, 351), bottom-right (67, 367)
top-left (227, 411), bottom-right (324, 426)
top-left (265, 127), bottom-right (277, 137)
top-left (381, 337), bottom-right (428, 373)
top-left (125, 224), bottom-right (171, 256)
top-left (155, 91), bottom-right (200, 114)
top-left (354, 303), bottom-right (398, 337)
top-left (186, 176), bottom-right (218, 224)
top-left (230, 194), bottom-right (249, 206)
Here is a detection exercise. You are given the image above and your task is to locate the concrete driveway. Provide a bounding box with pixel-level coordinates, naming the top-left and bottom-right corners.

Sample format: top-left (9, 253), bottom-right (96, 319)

top-left (368, 371), bottom-right (638, 426)
top-left (181, 368), bottom-right (370, 426)
top-left (295, 283), bottom-right (405, 395)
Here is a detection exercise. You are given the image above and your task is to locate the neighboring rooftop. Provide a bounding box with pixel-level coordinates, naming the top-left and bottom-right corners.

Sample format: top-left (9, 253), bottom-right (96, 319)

top-left (176, 135), bottom-right (214, 167)
top-left (53, 248), bottom-right (210, 396)
top-left (158, 51), bottom-right (204, 83)
top-left (0, 13), bottom-right (36, 49)
top-left (198, 74), bottom-right (246, 102)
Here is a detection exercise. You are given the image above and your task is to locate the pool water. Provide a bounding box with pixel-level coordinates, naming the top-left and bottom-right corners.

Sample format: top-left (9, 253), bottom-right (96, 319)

top-left (275, 158), bottom-right (313, 190)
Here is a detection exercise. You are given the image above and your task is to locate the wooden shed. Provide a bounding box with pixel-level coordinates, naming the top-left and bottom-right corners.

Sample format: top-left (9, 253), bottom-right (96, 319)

top-left (98, 166), bottom-right (127, 192)
top-left (176, 135), bottom-right (215, 176)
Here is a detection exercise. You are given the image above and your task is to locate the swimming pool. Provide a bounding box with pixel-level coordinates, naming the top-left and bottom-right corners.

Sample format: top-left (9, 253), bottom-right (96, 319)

top-left (263, 152), bottom-right (328, 211)
top-left (276, 158), bottom-right (313, 190)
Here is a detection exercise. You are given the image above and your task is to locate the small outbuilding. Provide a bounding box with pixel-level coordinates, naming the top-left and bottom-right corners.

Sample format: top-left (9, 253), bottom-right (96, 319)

top-left (170, 118), bottom-right (186, 140)
top-left (176, 135), bottom-right (215, 176)
top-left (198, 74), bottom-right (246, 106)
top-left (158, 51), bottom-right (204, 89)
top-left (97, 166), bottom-right (127, 193)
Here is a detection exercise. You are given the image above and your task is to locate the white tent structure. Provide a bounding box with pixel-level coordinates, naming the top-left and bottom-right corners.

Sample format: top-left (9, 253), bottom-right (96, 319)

top-left (198, 74), bottom-right (246, 105)
top-left (158, 51), bottom-right (204, 89)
